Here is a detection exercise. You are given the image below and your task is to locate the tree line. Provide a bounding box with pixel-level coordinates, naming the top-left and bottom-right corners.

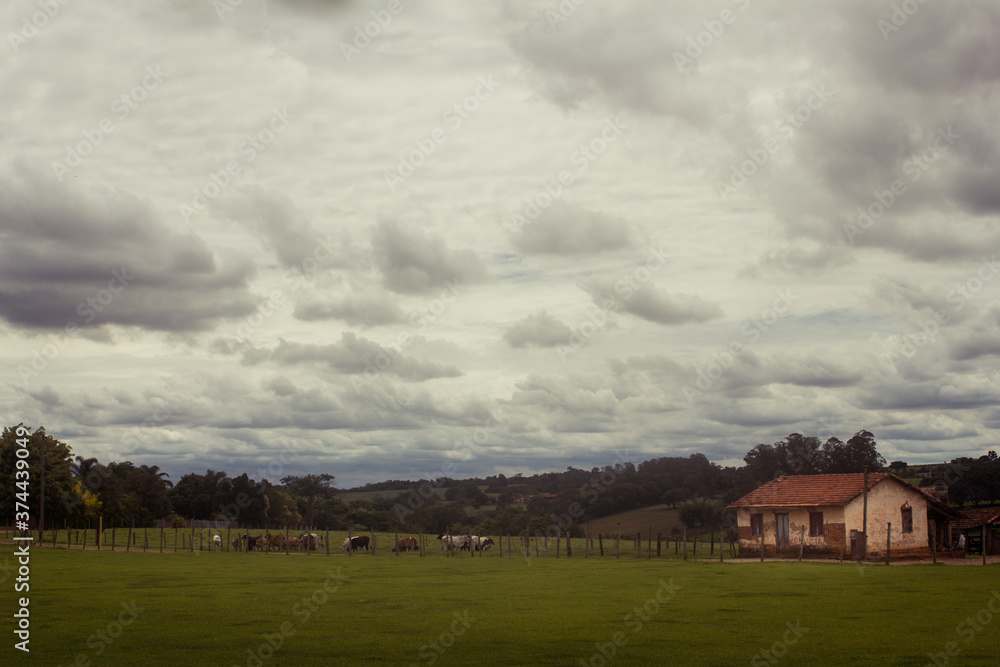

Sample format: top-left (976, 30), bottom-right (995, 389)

top-left (2, 424), bottom-right (998, 537)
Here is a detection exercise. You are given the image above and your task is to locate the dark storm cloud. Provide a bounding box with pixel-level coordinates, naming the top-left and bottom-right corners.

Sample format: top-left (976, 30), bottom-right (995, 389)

top-left (511, 200), bottom-right (632, 255)
top-left (0, 164), bottom-right (257, 332)
top-left (503, 311), bottom-right (573, 348)
top-left (372, 219), bottom-right (488, 294)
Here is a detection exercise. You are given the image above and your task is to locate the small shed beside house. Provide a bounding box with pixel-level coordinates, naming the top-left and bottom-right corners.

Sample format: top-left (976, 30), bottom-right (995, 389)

top-left (728, 473), bottom-right (960, 559)
top-left (955, 508), bottom-right (1000, 555)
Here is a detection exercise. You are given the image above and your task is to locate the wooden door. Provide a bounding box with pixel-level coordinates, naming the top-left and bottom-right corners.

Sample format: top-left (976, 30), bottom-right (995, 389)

top-left (776, 513), bottom-right (790, 551)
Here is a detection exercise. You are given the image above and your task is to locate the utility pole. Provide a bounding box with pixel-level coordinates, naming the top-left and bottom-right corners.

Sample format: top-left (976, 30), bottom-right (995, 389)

top-left (861, 466), bottom-right (869, 560)
top-left (38, 433), bottom-right (46, 542)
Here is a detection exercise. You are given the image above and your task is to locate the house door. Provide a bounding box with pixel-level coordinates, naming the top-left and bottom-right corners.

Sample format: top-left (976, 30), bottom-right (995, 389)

top-left (776, 513), bottom-right (790, 551)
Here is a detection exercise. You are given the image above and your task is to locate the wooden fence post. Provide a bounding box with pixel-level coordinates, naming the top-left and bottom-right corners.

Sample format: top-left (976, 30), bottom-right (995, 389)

top-left (983, 525), bottom-right (988, 566)
top-left (759, 532), bottom-right (764, 562)
top-left (798, 525), bottom-right (806, 561)
top-left (657, 532), bottom-right (662, 558)
top-left (599, 534), bottom-right (604, 557)
top-left (567, 527), bottom-right (572, 557)
top-left (126, 523), bottom-right (132, 552)
top-left (886, 522), bottom-right (891, 565)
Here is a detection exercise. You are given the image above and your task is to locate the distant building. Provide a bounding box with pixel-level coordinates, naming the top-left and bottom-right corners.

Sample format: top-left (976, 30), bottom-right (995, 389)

top-left (728, 473), bottom-right (960, 558)
top-left (954, 508), bottom-right (1000, 555)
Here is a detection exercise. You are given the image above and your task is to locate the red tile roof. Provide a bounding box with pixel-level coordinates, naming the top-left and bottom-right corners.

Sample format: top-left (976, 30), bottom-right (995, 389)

top-left (728, 473), bottom-right (897, 508)
top-left (956, 507), bottom-right (1000, 530)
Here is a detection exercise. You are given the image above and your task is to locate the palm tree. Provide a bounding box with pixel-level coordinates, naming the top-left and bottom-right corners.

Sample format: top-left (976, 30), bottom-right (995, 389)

top-left (71, 456), bottom-right (101, 479)
top-left (141, 464), bottom-right (173, 488)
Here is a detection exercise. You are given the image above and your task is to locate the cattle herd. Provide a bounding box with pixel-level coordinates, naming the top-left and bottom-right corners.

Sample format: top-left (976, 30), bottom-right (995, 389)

top-left (438, 534), bottom-right (494, 552)
top-left (217, 532), bottom-right (325, 553)
top-left (205, 532), bottom-right (496, 554)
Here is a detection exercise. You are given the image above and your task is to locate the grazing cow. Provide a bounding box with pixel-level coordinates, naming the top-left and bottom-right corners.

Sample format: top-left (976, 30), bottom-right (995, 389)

top-left (241, 534), bottom-right (263, 552)
top-left (298, 533), bottom-right (322, 551)
top-left (438, 534), bottom-right (469, 551)
top-left (286, 537), bottom-right (302, 551)
top-left (232, 537), bottom-right (242, 552)
top-left (341, 535), bottom-right (371, 552)
top-left (264, 534), bottom-right (285, 552)
top-left (212, 535), bottom-right (222, 551)
top-left (393, 536), bottom-right (418, 552)
top-left (471, 536), bottom-right (494, 551)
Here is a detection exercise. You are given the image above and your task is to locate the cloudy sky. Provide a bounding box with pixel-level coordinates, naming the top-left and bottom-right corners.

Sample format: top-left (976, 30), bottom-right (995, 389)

top-left (2, 0), bottom-right (999, 488)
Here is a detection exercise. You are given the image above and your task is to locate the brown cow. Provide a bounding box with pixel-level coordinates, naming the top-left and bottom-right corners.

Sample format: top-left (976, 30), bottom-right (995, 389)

top-left (287, 537), bottom-right (302, 551)
top-left (232, 537), bottom-right (242, 552)
top-left (264, 534), bottom-right (284, 552)
top-left (393, 536), bottom-right (418, 552)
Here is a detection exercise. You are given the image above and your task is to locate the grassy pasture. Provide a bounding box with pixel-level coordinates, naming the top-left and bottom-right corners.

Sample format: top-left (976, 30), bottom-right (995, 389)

top-left (2, 546), bottom-right (998, 666)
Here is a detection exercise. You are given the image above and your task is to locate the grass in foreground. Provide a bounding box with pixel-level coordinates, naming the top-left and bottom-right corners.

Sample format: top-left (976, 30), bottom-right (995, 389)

top-left (1, 546), bottom-right (998, 666)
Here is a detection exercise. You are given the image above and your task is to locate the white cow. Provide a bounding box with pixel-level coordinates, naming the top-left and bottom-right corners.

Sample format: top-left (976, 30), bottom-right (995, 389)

top-left (469, 536), bottom-right (494, 551)
top-left (438, 534), bottom-right (470, 551)
top-left (212, 534), bottom-right (222, 551)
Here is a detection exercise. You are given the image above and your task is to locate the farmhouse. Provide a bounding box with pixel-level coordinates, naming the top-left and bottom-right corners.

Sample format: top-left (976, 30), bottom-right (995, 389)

top-left (728, 473), bottom-right (960, 558)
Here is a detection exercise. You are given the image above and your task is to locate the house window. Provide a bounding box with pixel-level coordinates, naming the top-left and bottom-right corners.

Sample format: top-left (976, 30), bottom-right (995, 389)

top-left (809, 512), bottom-right (824, 537)
top-left (901, 505), bottom-right (913, 533)
top-left (750, 513), bottom-right (763, 537)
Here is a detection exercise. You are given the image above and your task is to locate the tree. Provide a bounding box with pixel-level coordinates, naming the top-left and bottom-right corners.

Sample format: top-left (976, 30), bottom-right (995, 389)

top-left (0, 425), bottom-right (78, 527)
top-left (281, 474), bottom-right (336, 529)
top-left (824, 430), bottom-right (886, 473)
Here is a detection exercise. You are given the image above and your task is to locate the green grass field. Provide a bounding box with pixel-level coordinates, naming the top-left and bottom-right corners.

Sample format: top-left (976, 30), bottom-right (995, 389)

top-left (2, 545), bottom-right (998, 666)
